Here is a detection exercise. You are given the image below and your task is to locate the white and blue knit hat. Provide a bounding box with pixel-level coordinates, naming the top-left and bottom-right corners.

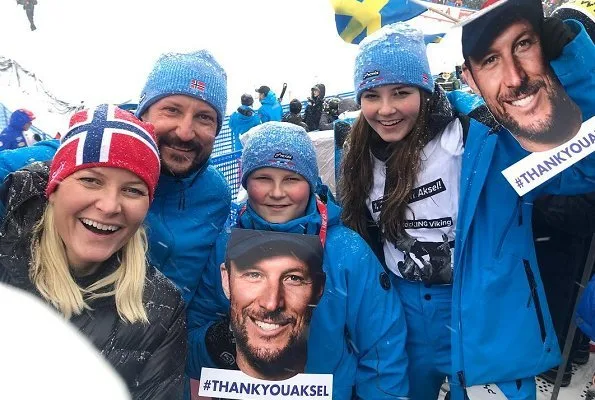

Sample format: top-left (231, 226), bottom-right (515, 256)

top-left (241, 122), bottom-right (319, 191)
top-left (354, 22), bottom-right (434, 104)
top-left (136, 50), bottom-right (228, 134)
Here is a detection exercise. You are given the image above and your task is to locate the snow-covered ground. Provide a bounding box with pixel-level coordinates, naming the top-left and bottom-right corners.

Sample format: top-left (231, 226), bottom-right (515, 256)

top-left (436, 355), bottom-right (595, 399)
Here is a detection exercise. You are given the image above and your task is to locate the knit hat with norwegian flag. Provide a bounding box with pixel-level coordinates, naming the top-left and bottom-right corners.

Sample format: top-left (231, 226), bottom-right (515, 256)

top-left (135, 50), bottom-right (228, 135)
top-left (46, 104), bottom-right (161, 201)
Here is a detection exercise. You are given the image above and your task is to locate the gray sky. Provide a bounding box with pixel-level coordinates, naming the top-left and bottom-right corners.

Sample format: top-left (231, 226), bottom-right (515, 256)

top-left (0, 0), bottom-right (462, 133)
top-left (0, 0), bottom-right (360, 108)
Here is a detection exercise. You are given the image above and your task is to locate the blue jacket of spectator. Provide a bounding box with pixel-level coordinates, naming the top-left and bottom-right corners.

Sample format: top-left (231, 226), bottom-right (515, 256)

top-left (446, 20), bottom-right (595, 387)
top-left (186, 190), bottom-right (410, 399)
top-left (228, 106), bottom-right (261, 150)
top-left (0, 110), bottom-right (33, 151)
top-left (257, 91), bottom-right (283, 123)
top-left (0, 139), bottom-right (59, 182)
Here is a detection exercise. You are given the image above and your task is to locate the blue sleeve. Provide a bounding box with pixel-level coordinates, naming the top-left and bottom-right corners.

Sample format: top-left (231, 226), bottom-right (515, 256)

top-left (0, 140), bottom-right (58, 182)
top-left (537, 152), bottom-right (595, 196)
top-left (551, 20), bottom-right (595, 120)
top-left (259, 108), bottom-right (271, 123)
top-left (185, 233), bottom-right (230, 379)
top-left (346, 239), bottom-right (409, 398)
top-left (228, 114), bottom-right (238, 133)
top-left (577, 275), bottom-right (595, 342)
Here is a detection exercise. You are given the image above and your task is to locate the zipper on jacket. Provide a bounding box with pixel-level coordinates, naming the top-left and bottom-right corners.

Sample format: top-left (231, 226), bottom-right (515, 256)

top-left (523, 259), bottom-right (546, 343)
top-left (495, 196), bottom-right (521, 256)
top-left (455, 127), bottom-right (490, 389)
top-left (518, 196), bottom-right (523, 225)
top-left (457, 370), bottom-right (467, 389)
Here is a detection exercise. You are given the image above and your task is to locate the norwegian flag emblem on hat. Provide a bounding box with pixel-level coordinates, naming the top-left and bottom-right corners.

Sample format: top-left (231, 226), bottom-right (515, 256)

top-left (190, 79), bottom-right (206, 92)
top-left (47, 104), bottom-right (161, 200)
top-left (60, 104), bottom-right (159, 165)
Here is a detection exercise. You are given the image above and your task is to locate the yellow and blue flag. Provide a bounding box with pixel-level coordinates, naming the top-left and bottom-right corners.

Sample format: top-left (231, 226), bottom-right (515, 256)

top-left (424, 32), bottom-right (446, 44)
top-left (332, 0), bottom-right (428, 44)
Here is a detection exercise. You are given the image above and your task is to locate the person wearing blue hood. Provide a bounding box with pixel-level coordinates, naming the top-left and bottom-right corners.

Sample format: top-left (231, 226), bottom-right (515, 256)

top-left (228, 93), bottom-right (261, 150)
top-left (185, 122), bottom-right (410, 399)
top-left (0, 50), bottom-right (231, 307)
top-left (0, 108), bottom-right (35, 151)
top-left (255, 85), bottom-right (282, 122)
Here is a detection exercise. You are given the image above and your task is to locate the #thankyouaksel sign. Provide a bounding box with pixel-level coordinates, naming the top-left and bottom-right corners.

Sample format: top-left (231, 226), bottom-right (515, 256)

top-left (502, 116), bottom-right (595, 196)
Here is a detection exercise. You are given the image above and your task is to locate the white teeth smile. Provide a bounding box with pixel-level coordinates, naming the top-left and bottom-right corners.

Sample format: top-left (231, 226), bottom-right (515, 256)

top-left (378, 119), bottom-right (402, 126)
top-left (80, 218), bottom-right (120, 232)
top-left (254, 320), bottom-right (282, 331)
top-left (510, 94), bottom-right (535, 107)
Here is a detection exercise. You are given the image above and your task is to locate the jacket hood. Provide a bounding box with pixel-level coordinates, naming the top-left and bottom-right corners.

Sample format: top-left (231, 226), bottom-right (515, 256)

top-left (237, 105), bottom-right (256, 118)
top-left (259, 91), bottom-right (278, 105)
top-left (8, 110), bottom-right (33, 131)
top-left (312, 84), bottom-right (326, 99)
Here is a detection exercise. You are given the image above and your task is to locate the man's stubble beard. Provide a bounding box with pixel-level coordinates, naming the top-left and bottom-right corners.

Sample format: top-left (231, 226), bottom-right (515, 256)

top-left (492, 74), bottom-right (581, 147)
top-left (158, 134), bottom-right (210, 178)
top-left (230, 306), bottom-right (311, 380)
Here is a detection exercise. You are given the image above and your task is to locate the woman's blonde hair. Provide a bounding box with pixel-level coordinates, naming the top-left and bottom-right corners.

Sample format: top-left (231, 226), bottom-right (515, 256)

top-left (29, 204), bottom-right (149, 323)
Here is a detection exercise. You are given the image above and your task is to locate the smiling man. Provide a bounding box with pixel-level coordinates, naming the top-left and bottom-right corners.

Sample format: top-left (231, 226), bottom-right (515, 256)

top-left (221, 229), bottom-right (325, 380)
top-left (462, 0), bottom-right (583, 152)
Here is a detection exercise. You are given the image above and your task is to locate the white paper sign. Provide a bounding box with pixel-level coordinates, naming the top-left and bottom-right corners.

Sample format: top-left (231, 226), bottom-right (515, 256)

top-left (198, 368), bottom-right (333, 400)
top-left (466, 384), bottom-right (509, 399)
top-left (502, 116), bottom-right (595, 196)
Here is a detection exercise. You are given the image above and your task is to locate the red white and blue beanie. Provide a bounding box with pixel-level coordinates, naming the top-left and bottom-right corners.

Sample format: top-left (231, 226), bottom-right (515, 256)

top-left (135, 50), bottom-right (228, 135)
top-left (354, 22), bottom-right (434, 104)
top-left (46, 104), bottom-right (161, 201)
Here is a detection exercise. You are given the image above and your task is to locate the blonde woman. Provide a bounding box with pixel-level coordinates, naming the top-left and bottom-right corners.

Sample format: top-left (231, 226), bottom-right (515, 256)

top-left (0, 105), bottom-right (186, 399)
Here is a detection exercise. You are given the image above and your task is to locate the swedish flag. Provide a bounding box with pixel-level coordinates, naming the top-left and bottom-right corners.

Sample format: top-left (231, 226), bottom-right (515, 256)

top-left (424, 32), bottom-right (446, 44)
top-left (332, 0), bottom-right (428, 44)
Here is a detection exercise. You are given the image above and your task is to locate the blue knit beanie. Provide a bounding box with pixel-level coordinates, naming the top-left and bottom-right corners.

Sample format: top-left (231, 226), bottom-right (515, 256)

top-left (136, 50), bottom-right (228, 134)
top-left (241, 122), bottom-right (319, 191)
top-left (354, 22), bottom-right (434, 104)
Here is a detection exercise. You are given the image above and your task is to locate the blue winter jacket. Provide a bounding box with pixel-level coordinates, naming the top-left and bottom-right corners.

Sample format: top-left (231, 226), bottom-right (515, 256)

top-left (577, 275), bottom-right (595, 341)
top-left (448, 20), bottom-right (595, 387)
top-left (144, 164), bottom-right (231, 304)
top-left (0, 110), bottom-right (32, 151)
top-left (0, 139), bottom-right (59, 182)
top-left (257, 91), bottom-right (283, 123)
top-left (229, 106), bottom-right (260, 136)
top-left (0, 140), bottom-right (231, 305)
top-left (186, 191), bottom-right (410, 399)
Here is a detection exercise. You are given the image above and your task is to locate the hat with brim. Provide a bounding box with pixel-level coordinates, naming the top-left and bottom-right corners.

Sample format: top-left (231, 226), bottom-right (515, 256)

top-left (460, 0), bottom-right (544, 61)
top-left (227, 229), bottom-right (323, 274)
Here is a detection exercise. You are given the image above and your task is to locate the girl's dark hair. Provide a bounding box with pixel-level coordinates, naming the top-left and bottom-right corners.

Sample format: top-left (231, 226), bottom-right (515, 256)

top-left (339, 90), bottom-right (431, 243)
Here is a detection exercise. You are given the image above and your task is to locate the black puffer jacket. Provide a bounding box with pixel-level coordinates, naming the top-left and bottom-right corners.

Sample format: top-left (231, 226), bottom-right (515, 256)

top-left (0, 162), bottom-right (187, 400)
top-left (304, 83), bottom-right (326, 131)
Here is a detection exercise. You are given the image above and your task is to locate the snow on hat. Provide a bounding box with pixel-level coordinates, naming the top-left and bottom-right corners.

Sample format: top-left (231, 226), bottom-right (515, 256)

top-left (461, 0), bottom-right (544, 60)
top-left (241, 122), bottom-right (319, 191)
top-left (354, 22), bottom-right (434, 104)
top-left (47, 104), bottom-right (160, 201)
top-left (135, 50), bottom-right (228, 135)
